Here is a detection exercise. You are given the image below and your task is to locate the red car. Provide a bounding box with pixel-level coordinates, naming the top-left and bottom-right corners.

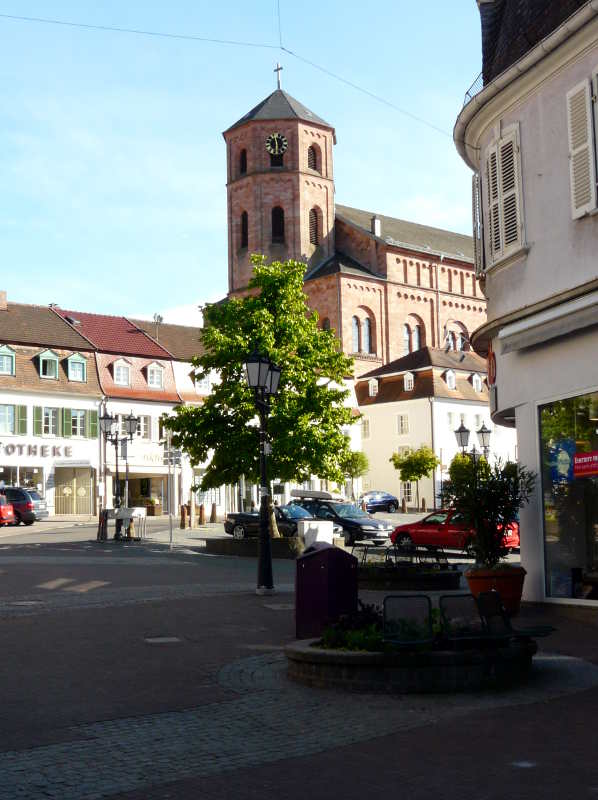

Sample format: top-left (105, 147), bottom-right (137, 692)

top-left (390, 509), bottom-right (520, 551)
top-left (0, 495), bottom-right (15, 526)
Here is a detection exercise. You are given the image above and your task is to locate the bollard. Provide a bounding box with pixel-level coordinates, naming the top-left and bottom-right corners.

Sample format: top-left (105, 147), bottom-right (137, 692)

top-left (180, 504), bottom-right (187, 529)
top-left (199, 503), bottom-right (205, 525)
top-left (210, 502), bottom-right (217, 523)
top-left (401, 497), bottom-right (407, 513)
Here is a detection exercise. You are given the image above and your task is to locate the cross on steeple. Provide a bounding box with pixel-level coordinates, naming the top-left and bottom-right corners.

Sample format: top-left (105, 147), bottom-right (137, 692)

top-left (274, 62), bottom-right (283, 89)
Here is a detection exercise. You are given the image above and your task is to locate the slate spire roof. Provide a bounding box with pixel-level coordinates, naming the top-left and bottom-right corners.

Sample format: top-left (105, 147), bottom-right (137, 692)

top-left (225, 89), bottom-right (333, 134)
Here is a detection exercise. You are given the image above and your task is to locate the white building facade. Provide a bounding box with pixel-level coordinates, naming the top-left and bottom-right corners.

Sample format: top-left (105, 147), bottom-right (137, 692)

top-left (358, 348), bottom-right (517, 509)
top-left (455, 1), bottom-right (598, 602)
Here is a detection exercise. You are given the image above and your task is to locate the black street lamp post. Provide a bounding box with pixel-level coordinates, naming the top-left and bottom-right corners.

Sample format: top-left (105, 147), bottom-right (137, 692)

top-left (99, 410), bottom-right (139, 538)
top-left (243, 348), bottom-right (282, 595)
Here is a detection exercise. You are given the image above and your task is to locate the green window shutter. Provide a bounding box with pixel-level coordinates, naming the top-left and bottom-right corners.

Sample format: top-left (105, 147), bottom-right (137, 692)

top-left (33, 406), bottom-right (42, 436)
top-left (63, 408), bottom-right (72, 438)
top-left (57, 408), bottom-right (62, 437)
top-left (87, 410), bottom-right (98, 439)
top-left (17, 406), bottom-right (27, 435)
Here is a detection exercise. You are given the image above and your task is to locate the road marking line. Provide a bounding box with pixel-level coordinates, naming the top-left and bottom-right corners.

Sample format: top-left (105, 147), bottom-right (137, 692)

top-left (263, 603), bottom-right (294, 610)
top-left (144, 637), bottom-right (182, 645)
top-left (36, 578), bottom-right (77, 590)
top-left (63, 580), bottom-right (110, 593)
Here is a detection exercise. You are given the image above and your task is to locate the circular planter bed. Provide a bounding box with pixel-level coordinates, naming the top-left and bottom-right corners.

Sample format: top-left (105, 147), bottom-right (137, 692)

top-left (285, 638), bottom-right (537, 693)
top-left (358, 565), bottom-right (462, 591)
top-left (204, 536), bottom-right (304, 559)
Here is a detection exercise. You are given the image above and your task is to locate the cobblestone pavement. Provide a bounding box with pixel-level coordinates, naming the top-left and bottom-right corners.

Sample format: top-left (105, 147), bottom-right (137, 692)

top-left (0, 650), bottom-right (597, 799)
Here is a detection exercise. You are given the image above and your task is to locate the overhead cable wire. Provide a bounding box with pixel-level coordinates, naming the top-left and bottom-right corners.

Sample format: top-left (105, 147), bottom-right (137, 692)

top-left (0, 11), bottom-right (454, 141)
top-left (280, 46), bottom-right (453, 139)
top-left (0, 12), bottom-right (280, 49)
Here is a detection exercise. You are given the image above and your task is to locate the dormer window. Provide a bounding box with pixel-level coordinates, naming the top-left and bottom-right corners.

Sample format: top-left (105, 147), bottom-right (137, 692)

top-left (368, 379), bottom-right (378, 397)
top-left (114, 359), bottom-right (131, 386)
top-left (404, 372), bottom-right (414, 391)
top-left (0, 345), bottom-right (15, 376)
top-left (445, 369), bottom-right (456, 390)
top-left (39, 350), bottom-right (59, 380)
top-left (472, 373), bottom-right (482, 392)
top-left (67, 353), bottom-right (87, 383)
top-left (147, 363), bottom-right (164, 389)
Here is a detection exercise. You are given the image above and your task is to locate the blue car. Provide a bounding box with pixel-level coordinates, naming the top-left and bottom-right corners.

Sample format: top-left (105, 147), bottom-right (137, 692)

top-left (360, 491), bottom-right (399, 514)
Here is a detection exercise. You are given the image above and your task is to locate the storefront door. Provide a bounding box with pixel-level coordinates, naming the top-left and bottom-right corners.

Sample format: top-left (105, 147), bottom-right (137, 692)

top-left (55, 467), bottom-right (95, 515)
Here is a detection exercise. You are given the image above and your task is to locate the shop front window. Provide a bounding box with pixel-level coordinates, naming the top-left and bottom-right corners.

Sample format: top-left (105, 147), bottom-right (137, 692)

top-left (540, 391), bottom-right (598, 599)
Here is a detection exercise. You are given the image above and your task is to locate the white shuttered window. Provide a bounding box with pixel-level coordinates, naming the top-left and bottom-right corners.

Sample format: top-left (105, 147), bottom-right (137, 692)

top-left (484, 127), bottom-right (523, 265)
top-left (566, 79), bottom-right (597, 219)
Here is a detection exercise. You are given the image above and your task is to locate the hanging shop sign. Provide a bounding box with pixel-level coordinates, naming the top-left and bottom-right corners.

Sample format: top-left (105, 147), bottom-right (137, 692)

top-left (0, 441), bottom-right (74, 458)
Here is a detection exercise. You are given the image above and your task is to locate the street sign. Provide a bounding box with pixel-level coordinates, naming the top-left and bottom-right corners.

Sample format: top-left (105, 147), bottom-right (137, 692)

top-left (163, 448), bottom-right (182, 466)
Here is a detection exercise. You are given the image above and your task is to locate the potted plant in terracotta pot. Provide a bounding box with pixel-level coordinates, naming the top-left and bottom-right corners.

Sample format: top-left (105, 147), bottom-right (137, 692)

top-left (442, 454), bottom-right (535, 615)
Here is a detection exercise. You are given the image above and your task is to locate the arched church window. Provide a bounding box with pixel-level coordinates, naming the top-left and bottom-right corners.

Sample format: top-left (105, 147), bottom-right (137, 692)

top-left (352, 317), bottom-right (360, 353)
top-left (240, 211), bottom-right (248, 249)
top-left (412, 324), bottom-right (421, 352)
top-left (309, 208), bottom-right (319, 245)
top-left (270, 152), bottom-right (283, 168)
top-left (307, 145), bottom-right (318, 171)
top-left (239, 149), bottom-right (247, 175)
top-left (403, 324), bottom-right (411, 355)
top-left (447, 331), bottom-right (457, 351)
top-left (272, 206), bottom-right (285, 243)
top-left (362, 318), bottom-right (372, 354)
top-left (322, 318), bottom-right (331, 331)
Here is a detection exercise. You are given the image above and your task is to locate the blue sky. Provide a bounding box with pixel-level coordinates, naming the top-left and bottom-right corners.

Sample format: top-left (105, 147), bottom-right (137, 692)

top-left (0, 2), bottom-right (482, 324)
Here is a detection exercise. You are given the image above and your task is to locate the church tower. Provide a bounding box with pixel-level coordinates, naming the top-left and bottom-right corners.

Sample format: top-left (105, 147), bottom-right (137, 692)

top-left (223, 77), bottom-right (336, 294)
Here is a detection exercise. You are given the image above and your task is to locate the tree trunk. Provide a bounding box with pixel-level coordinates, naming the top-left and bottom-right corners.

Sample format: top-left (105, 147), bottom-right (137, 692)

top-left (416, 481), bottom-right (420, 512)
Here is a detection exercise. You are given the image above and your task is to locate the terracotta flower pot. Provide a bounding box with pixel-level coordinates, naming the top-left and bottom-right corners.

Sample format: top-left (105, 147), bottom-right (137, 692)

top-left (465, 565), bottom-right (527, 615)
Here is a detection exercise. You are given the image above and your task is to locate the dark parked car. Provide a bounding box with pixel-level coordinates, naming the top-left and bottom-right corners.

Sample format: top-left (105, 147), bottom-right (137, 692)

top-left (390, 509), bottom-right (520, 551)
top-left (359, 491), bottom-right (399, 514)
top-left (224, 503), bottom-right (343, 540)
top-left (3, 487), bottom-right (48, 525)
top-left (290, 490), bottom-right (394, 546)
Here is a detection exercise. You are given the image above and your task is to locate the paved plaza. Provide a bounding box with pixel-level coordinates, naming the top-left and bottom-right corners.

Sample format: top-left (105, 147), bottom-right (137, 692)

top-left (0, 528), bottom-right (597, 799)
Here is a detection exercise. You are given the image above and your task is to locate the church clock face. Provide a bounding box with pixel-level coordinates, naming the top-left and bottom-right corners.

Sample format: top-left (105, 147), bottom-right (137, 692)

top-left (265, 132), bottom-right (288, 156)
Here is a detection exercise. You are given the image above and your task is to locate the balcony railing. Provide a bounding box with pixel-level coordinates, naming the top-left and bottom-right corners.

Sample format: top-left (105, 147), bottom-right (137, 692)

top-left (463, 71), bottom-right (483, 106)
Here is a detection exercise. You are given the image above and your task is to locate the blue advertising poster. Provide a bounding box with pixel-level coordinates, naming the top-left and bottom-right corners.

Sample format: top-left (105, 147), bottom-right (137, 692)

top-left (549, 438), bottom-right (576, 485)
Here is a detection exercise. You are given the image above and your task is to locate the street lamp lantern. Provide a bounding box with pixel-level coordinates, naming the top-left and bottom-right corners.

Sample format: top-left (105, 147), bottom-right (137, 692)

top-left (242, 348), bottom-right (282, 595)
top-left (454, 423), bottom-right (470, 452)
top-left (265, 363), bottom-right (281, 395)
top-left (123, 411), bottom-right (139, 439)
top-left (99, 412), bottom-right (117, 436)
top-left (477, 422), bottom-right (492, 454)
top-left (244, 348), bottom-right (271, 390)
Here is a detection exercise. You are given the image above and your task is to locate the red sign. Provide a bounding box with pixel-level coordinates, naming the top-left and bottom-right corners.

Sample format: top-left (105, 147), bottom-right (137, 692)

top-left (487, 341), bottom-right (496, 387)
top-left (573, 451), bottom-right (598, 477)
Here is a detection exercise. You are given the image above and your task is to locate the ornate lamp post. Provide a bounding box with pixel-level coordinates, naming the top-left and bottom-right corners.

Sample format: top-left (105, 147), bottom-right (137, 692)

top-left (454, 422), bottom-right (470, 454)
top-left (243, 348), bottom-right (282, 595)
top-left (99, 410), bottom-right (139, 537)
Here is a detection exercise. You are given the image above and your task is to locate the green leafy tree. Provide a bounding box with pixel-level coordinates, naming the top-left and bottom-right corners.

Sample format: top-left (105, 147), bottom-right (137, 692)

top-left (389, 446), bottom-right (439, 509)
top-left (441, 454), bottom-right (535, 567)
top-left (164, 255), bottom-right (356, 493)
top-left (342, 450), bottom-right (369, 500)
